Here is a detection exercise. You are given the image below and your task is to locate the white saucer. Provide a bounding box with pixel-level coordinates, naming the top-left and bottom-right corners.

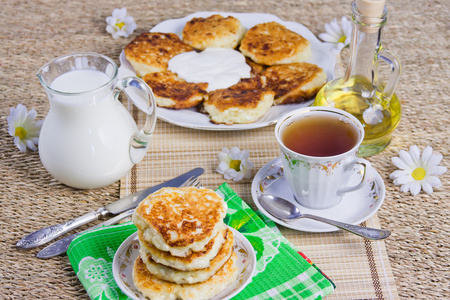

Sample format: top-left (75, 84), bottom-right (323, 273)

top-left (251, 157), bottom-right (386, 233)
top-left (112, 227), bottom-right (256, 300)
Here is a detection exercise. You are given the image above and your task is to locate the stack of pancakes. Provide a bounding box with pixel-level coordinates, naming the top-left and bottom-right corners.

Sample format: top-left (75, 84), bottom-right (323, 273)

top-left (124, 14), bottom-right (327, 125)
top-left (131, 187), bottom-right (238, 300)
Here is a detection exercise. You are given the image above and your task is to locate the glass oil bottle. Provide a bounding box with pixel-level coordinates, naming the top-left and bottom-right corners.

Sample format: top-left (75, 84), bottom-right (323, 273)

top-left (314, 0), bottom-right (401, 157)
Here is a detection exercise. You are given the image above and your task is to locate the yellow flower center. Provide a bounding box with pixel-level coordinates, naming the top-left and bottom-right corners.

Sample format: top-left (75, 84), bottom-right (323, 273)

top-left (338, 36), bottom-right (347, 44)
top-left (411, 167), bottom-right (426, 181)
top-left (229, 160), bottom-right (241, 171)
top-left (116, 21), bottom-right (126, 29)
top-left (15, 127), bottom-right (27, 139)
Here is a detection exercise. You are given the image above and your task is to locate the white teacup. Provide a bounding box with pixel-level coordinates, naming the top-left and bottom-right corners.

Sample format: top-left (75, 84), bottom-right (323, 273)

top-left (275, 107), bottom-right (371, 210)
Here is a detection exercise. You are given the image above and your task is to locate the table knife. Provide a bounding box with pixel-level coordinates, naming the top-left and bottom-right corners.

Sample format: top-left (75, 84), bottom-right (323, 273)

top-left (16, 167), bottom-right (204, 249)
top-left (37, 208), bottom-right (135, 259)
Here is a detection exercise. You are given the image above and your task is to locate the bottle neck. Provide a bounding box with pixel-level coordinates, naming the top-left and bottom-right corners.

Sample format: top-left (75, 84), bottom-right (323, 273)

top-left (344, 1), bottom-right (387, 82)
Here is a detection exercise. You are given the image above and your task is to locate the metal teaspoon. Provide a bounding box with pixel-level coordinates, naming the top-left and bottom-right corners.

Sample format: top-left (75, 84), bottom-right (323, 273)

top-left (259, 194), bottom-right (391, 240)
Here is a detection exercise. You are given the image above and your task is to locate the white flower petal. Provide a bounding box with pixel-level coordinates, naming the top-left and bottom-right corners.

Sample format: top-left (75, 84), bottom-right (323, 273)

top-left (242, 158), bottom-right (254, 169)
top-left (7, 126), bottom-right (15, 137)
top-left (318, 33), bottom-right (337, 43)
top-left (229, 147), bottom-right (242, 160)
top-left (427, 166), bottom-right (447, 176)
top-left (421, 180), bottom-right (434, 195)
top-left (391, 156), bottom-right (410, 170)
top-left (425, 176), bottom-right (442, 188)
top-left (409, 181), bottom-right (422, 196)
top-left (217, 162), bottom-right (230, 173)
top-left (393, 175), bottom-right (412, 185)
top-left (324, 42), bottom-right (345, 54)
top-left (399, 149), bottom-right (415, 168)
top-left (426, 153), bottom-right (443, 168)
top-left (14, 137), bottom-right (27, 152)
top-left (232, 172), bottom-right (244, 181)
top-left (217, 152), bottom-right (230, 163)
top-left (329, 19), bottom-right (342, 35)
top-left (409, 145), bottom-right (421, 165)
top-left (25, 139), bottom-right (37, 151)
top-left (399, 182), bottom-right (411, 193)
top-left (113, 8), bottom-right (127, 19)
top-left (390, 169), bottom-right (409, 180)
top-left (421, 146), bottom-right (433, 165)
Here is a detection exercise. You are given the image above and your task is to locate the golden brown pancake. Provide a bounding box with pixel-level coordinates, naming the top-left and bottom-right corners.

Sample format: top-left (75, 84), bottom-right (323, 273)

top-left (182, 14), bottom-right (246, 50)
top-left (239, 22), bottom-right (312, 66)
top-left (203, 76), bottom-right (275, 125)
top-left (142, 71), bottom-right (208, 109)
top-left (262, 62), bottom-right (327, 105)
top-left (133, 252), bottom-right (238, 300)
top-left (125, 32), bottom-right (193, 76)
top-left (138, 226), bottom-right (227, 271)
top-left (246, 57), bottom-right (266, 76)
top-left (139, 229), bottom-right (234, 284)
top-left (132, 187), bottom-right (227, 257)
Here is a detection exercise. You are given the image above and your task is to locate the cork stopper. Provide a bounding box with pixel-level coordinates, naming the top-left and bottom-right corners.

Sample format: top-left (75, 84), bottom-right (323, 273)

top-left (354, 0), bottom-right (386, 33)
top-left (356, 0), bottom-right (385, 18)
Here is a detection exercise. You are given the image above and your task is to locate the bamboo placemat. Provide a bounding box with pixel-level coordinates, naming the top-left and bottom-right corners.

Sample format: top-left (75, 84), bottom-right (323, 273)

top-left (120, 119), bottom-right (399, 300)
top-left (1, 0), bottom-right (449, 299)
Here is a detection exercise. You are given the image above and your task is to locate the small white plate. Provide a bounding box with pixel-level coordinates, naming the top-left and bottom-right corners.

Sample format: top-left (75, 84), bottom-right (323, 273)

top-left (112, 226), bottom-right (256, 300)
top-left (251, 157), bottom-right (386, 233)
top-left (118, 11), bottom-right (336, 131)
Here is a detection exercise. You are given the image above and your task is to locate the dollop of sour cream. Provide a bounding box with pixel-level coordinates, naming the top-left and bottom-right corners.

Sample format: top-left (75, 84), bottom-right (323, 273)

top-left (168, 48), bottom-right (251, 92)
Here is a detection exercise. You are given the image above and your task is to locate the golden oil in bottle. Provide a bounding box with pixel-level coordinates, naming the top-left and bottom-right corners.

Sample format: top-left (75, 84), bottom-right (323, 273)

top-left (315, 75), bottom-right (401, 157)
top-left (314, 0), bottom-right (402, 157)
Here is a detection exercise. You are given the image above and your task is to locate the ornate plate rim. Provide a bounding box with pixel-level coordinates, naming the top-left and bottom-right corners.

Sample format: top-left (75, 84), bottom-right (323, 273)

top-left (118, 11), bottom-right (336, 131)
top-left (112, 226), bottom-right (257, 300)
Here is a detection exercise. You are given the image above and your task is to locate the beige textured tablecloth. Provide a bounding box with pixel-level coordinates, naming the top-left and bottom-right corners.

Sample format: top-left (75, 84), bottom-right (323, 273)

top-left (1, 0), bottom-right (448, 299)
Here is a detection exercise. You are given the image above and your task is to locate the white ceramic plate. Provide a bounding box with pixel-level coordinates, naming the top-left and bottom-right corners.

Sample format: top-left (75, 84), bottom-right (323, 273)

top-left (112, 227), bottom-right (256, 300)
top-left (118, 12), bottom-right (336, 131)
top-left (251, 157), bottom-right (386, 233)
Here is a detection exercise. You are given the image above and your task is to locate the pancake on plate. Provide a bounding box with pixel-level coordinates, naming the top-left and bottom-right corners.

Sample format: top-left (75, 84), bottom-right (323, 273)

top-left (239, 22), bottom-right (312, 66)
top-left (132, 187), bottom-right (227, 257)
top-left (125, 32), bottom-right (193, 76)
top-left (142, 71), bottom-right (208, 109)
top-left (246, 57), bottom-right (266, 76)
top-left (262, 62), bottom-right (327, 105)
top-left (138, 226), bottom-right (227, 271)
top-left (139, 228), bottom-right (234, 284)
top-left (133, 251), bottom-right (238, 300)
top-left (203, 76), bottom-right (275, 125)
top-left (182, 14), bottom-right (246, 50)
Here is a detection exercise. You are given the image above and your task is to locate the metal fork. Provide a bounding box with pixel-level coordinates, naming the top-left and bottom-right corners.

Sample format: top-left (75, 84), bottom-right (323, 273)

top-left (36, 178), bottom-right (203, 258)
top-left (180, 176), bottom-right (203, 188)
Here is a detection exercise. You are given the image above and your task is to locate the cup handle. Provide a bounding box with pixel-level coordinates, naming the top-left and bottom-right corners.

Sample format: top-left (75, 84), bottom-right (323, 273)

top-left (118, 76), bottom-right (157, 164)
top-left (337, 158), bottom-right (372, 195)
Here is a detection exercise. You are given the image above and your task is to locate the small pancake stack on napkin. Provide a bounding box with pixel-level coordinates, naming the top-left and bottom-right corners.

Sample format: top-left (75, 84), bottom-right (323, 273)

top-left (132, 186), bottom-right (238, 300)
top-left (67, 183), bottom-right (335, 300)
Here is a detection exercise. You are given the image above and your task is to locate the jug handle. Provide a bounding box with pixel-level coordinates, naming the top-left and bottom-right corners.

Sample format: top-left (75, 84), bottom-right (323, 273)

top-left (375, 47), bottom-right (402, 101)
top-left (118, 77), bottom-right (157, 164)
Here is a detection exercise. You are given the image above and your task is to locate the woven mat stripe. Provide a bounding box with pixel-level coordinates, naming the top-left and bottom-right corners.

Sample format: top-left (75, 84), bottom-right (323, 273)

top-left (362, 221), bottom-right (384, 300)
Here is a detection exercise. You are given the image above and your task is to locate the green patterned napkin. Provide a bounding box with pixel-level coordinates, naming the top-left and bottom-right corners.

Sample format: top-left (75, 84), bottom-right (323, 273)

top-left (67, 183), bottom-right (334, 300)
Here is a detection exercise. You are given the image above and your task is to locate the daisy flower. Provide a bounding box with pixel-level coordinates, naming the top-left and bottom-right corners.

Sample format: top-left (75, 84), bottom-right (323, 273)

top-left (319, 16), bottom-right (353, 54)
top-left (106, 8), bottom-right (137, 39)
top-left (217, 147), bottom-right (253, 181)
top-left (390, 146), bottom-right (447, 196)
top-left (7, 104), bottom-right (43, 152)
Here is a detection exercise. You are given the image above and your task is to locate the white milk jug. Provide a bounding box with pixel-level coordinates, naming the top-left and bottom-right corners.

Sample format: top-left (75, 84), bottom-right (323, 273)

top-left (36, 52), bottom-right (157, 189)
